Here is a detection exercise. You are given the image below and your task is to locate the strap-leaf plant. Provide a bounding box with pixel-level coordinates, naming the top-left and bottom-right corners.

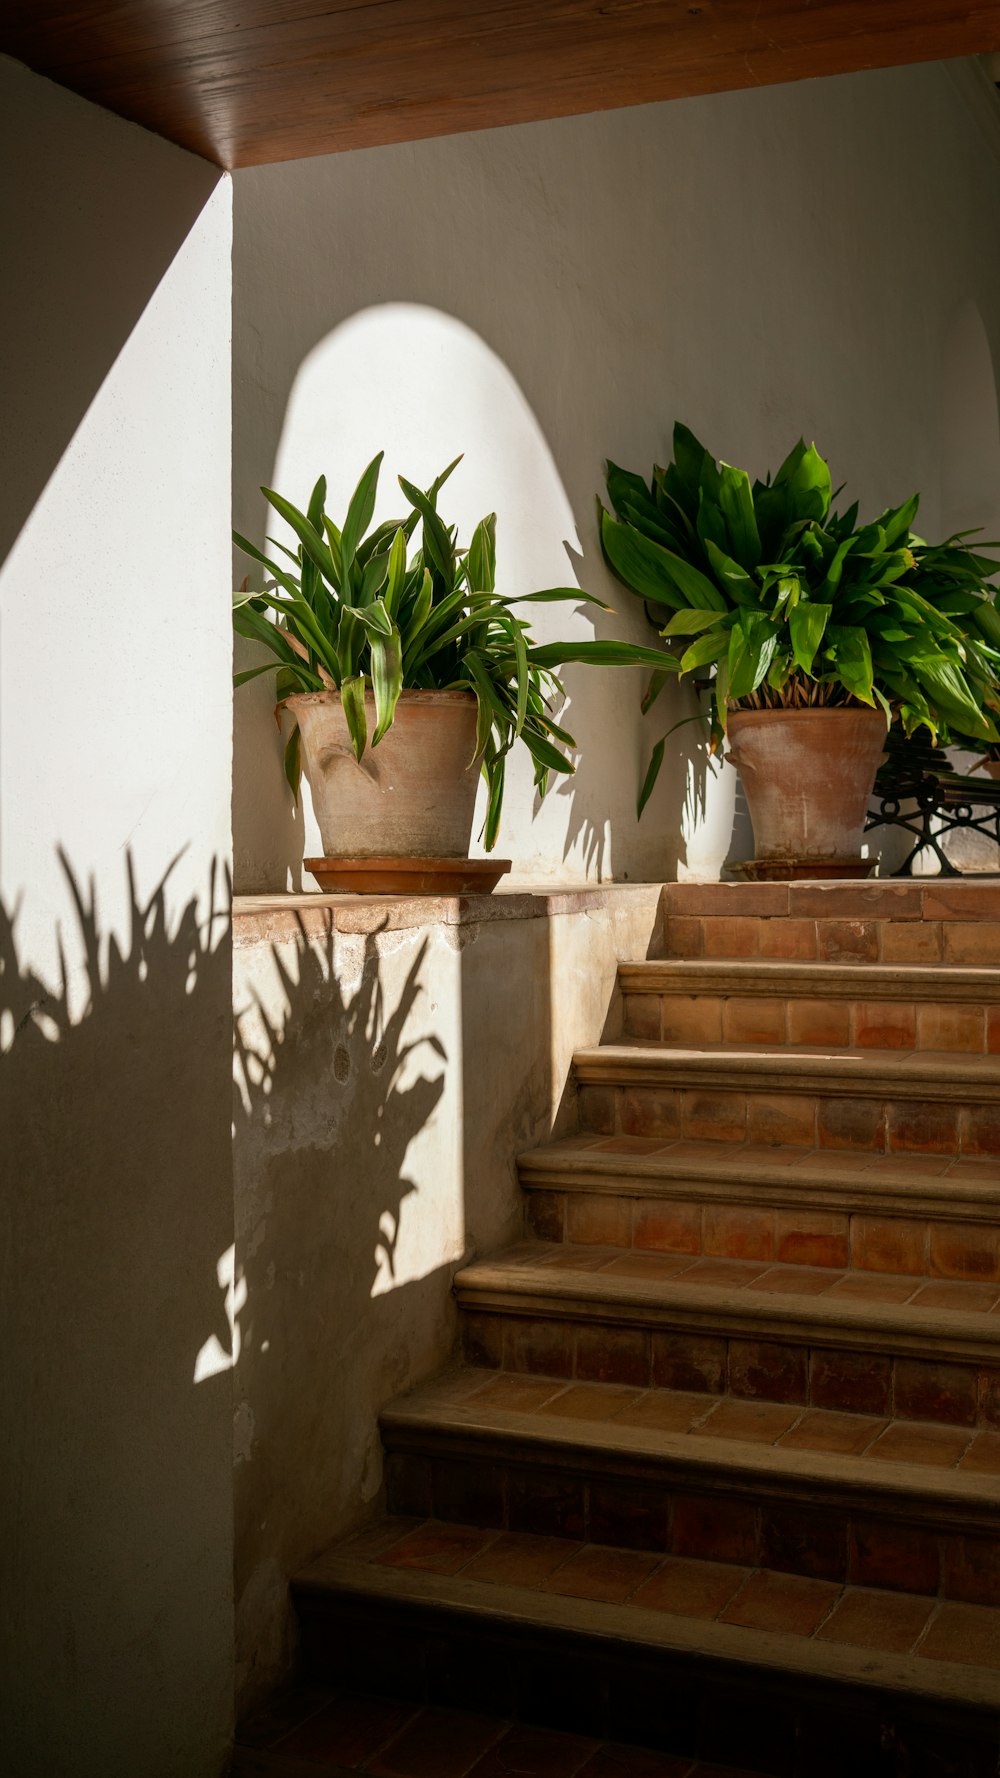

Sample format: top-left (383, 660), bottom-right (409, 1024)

top-left (599, 424), bottom-right (1000, 813)
top-left (234, 453), bottom-right (670, 849)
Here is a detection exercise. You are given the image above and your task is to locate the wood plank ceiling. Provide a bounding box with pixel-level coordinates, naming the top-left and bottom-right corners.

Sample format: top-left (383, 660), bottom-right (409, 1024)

top-left (5, 1), bottom-right (1000, 170)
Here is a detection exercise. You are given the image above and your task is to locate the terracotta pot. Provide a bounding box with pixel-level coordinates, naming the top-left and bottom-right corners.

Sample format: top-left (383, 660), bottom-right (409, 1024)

top-left (285, 688), bottom-right (480, 859)
top-left (727, 706), bottom-right (887, 867)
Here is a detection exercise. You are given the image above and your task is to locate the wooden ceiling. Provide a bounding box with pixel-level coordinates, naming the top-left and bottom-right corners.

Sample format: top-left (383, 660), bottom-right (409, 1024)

top-left (6, 2), bottom-right (1000, 171)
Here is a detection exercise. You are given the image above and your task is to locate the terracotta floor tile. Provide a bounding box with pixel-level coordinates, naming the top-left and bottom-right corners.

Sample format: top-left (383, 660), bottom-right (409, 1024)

top-left (778, 1409), bottom-right (885, 1456)
top-left (909, 1281), bottom-right (1000, 1313)
top-left (873, 1154), bottom-right (951, 1179)
top-left (467, 1724), bottom-right (598, 1777)
top-left (542, 1543), bottom-right (661, 1604)
top-left (240, 1688), bottom-right (338, 1750)
top-left (578, 1747), bottom-right (695, 1777)
top-left (815, 1585), bottom-right (933, 1653)
top-left (368, 1708), bottom-right (506, 1777)
top-left (600, 1254), bottom-right (698, 1282)
top-left (376, 1521), bottom-right (497, 1575)
top-left (917, 1600), bottom-right (1000, 1669)
top-left (472, 1375), bottom-right (568, 1414)
top-left (867, 1421), bottom-right (973, 1468)
top-left (822, 1273), bottom-right (919, 1305)
top-left (721, 1568), bottom-right (841, 1636)
top-left (692, 1399), bottom-right (799, 1444)
top-left (541, 1246), bottom-right (624, 1274)
top-left (632, 1556), bottom-right (750, 1620)
top-left (277, 1691), bottom-right (418, 1765)
top-left (334, 1518), bottom-right (421, 1562)
top-left (462, 1532), bottom-right (580, 1589)
top-left (677, 1259), bottom-right (769, 1288)
top-left (542, 1383), bottom-right (644, 1423)
top-left (752, 1266), bottom-right (843, 1296)
top-left (594, 1136), bottom-right (674, 1155)
top-left (614, 1390), bottom-right (716, 1435)
top-left (737, 1143), bottom-right (803, 1169)
top-left (693, 1767), bottom-right (776, 1778)
top-left (960, 1432), bottom-right (1000, 1476)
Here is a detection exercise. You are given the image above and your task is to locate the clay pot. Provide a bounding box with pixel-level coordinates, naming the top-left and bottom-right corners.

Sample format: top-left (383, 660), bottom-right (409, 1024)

top-left (727, 706), bottom-right (888, 868)
top-left (285, 688), bottom-right (480, 859)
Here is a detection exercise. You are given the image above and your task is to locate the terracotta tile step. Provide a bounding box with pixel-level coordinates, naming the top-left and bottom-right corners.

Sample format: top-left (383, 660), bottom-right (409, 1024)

top-left (292, 1521), bottom-right (1000, 1776)
top-left (455, 1244), bottom-right (1000, 1426)
top-left (381, 1369), bottom-right (1000, 1602)
top-left (661, 881), bottom-right (1000, 924)
top-left (235, 1686), bottom-right (781, 1778)
top-left (618, 961), bottom-right (1000, 1053)
top-left (573, 1043), bottom-right (1000, 1156)
top-left (519, 1138), bottom-right (1000, 1275)
top-left (658, 880), bottom-right (1000, 970)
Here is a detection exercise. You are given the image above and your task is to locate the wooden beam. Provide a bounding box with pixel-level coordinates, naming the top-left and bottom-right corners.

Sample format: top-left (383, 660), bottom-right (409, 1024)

top-left (5, 1), bottom-right (1000, 170)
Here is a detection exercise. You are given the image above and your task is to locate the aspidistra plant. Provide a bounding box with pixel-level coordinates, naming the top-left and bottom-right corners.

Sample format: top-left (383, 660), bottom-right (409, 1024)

top-left (599, 424), bottom-right (1000, 812)
top-left (234, 453), bottom-right (671, 849)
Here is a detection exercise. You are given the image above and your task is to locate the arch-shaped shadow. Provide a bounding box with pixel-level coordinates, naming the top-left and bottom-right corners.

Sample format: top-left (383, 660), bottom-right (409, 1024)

top-left (231, 299), bottom-right (698, 892)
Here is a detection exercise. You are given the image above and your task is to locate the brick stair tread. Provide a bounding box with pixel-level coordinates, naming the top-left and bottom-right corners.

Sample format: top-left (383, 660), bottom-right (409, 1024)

top-left (619, 959), bottom-right (1000, 1000)
top-left (381, 1367), bottom-right (1000, 1529)
top-left (233, 1689), bottom-right (779, 1778)
top-left (518, 1135), bottom-right (998, 1218)
top-left (294, 1518), bottom-right (1000, 1711)
top-left (573, 1043), bottom-right (1000, 1098)
top-left (455, 1242), bottom-right (1000, 1360)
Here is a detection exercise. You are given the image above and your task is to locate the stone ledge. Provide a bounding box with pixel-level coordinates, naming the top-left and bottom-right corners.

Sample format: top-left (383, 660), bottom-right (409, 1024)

top-left (232, 881), bottom-right (662, 947)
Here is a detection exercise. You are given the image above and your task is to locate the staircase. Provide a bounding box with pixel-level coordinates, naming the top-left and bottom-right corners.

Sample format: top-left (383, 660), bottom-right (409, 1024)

top-left (291, 880), bottom-right (1000, 1778)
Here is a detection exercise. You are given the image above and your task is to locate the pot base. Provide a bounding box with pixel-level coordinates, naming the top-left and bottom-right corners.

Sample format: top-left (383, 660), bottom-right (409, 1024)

top-left (728, 857), bottom-right (876, 882)
top-left (305, 856), bottom-right (512, 896)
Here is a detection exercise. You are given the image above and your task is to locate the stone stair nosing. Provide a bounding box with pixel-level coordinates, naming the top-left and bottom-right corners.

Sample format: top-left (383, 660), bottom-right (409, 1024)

top-left (516, 1140), bottom-right (1000, 1225)
top-left (292, 1550), bottom-right (1000, 1722)
top-left (455, 1248), bottom-right (1000, 1365)
top-left (618, 959), bottom-right (1000, 1004)
top-left (379, 1381), bottom-right (1000, 1539)
top-left (572, 1043), bottom-right (1000, 1104)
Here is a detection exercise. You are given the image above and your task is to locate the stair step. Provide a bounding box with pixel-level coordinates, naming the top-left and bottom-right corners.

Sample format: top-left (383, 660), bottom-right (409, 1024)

top-left (619, 960), bottom-right (1000, 1053)
top-left (381, 1369), bottom-right (1000, 1601)
top-left (456, 1243), bottom-right (1000, 1424)
top-left (518, 1137), bottom-right (1000, 1277)
top-left (234, 1685), bottom-right (780, 1778)
top-left (572, 1043), bottom-right (1000, 1156)
top-left (292, 1519), bottom-right (1000, 1775)
top-left (658, 879), bottom-right (1000, 969)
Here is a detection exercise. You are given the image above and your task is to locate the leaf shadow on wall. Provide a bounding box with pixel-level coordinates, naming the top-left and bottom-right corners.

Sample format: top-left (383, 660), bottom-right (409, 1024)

top-left (231, 916), bottom-right (449, 1708)
top-left (0, 850), bottom-right (234, 1774)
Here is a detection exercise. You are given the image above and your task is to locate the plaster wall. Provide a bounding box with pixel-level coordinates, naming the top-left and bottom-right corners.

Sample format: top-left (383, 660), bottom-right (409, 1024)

top-left (232, 58), bottom-right (1000, 894)
top-left (0, 58), bottom-right (235, 1778)
top-left (231, 884), bottom-right (662, 1708)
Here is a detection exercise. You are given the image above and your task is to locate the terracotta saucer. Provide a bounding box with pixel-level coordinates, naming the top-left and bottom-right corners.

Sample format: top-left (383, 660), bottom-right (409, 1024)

top-left (727, 858), bottom-right (876, 882)
top-left (304, 856), bottom-right (512, 895)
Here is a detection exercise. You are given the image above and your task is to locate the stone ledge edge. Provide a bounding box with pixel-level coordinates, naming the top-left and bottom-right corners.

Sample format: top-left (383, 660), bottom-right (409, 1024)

top-left (233, 882), bottom-right (662, 946)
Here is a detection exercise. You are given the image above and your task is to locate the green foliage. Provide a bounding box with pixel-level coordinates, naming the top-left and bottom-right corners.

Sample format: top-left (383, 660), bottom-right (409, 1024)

top-left (602, 425), bottom-right (1000, 810)
top-left (235, 454), bottom-right (673, 850)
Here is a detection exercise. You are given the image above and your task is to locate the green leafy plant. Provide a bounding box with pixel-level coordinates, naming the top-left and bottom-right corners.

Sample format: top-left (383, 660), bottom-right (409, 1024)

top-left (599, 424), bottom-right (1000, 812)
top-left (234, 452), bottom-right (669, 849)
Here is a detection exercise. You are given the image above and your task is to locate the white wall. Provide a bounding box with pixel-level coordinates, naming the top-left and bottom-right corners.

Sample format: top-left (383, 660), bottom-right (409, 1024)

top-left (232, 57), bottom-right (1000, 892)
top-left (231, 884), bottom-right (662, 1711)
top-left (0, 58), bottom-right (235, 1777)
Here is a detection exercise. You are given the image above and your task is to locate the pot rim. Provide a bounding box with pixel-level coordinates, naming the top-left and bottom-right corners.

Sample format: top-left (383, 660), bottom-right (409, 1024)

top-left (727, 705), bottom-right (888, 727)
top-left (285, 686), bottom-right (477, 710)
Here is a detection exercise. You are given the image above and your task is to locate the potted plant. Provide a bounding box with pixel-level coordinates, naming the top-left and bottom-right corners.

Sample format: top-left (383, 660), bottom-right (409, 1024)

top-left (234, 452), bottom-right (668, 892)
top-left (599, 424), bottom-right (1000, 876)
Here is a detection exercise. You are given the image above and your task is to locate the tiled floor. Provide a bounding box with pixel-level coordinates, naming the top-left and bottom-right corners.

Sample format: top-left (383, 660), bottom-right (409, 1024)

top-left (423, 1366), bottom-right (1000, 1474)
top-left (240, 1687), bottom-right (774, 1777)
top-left (333, 1517), bottom-right (1000, 1672)
top-left (501, 1238), bottom-right (1000, 1313)
top-left (543, 1135), bottom-right (998, 1184)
